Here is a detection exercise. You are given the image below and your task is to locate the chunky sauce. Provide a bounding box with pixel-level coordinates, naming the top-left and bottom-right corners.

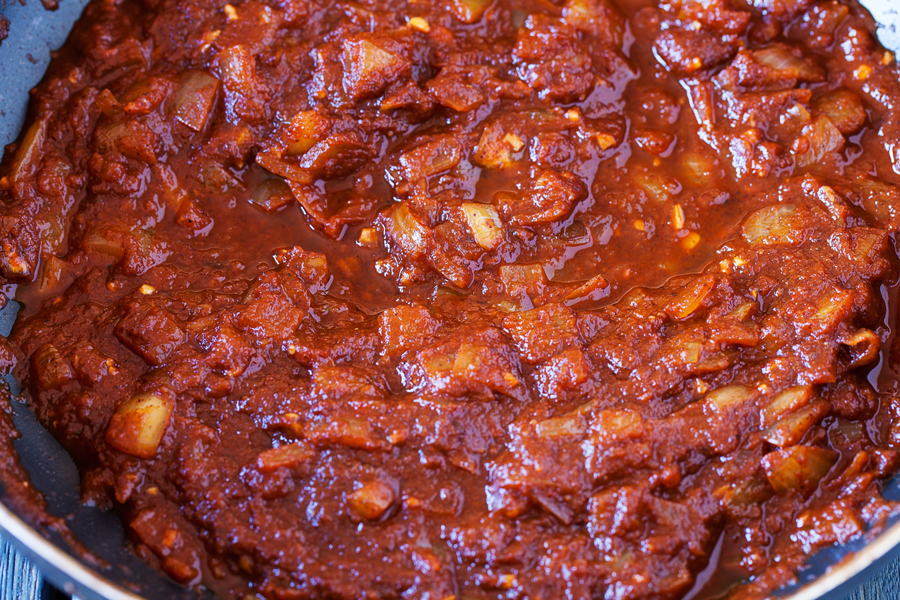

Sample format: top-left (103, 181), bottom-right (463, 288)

top-left (2, 0), bottom-right (900, 598)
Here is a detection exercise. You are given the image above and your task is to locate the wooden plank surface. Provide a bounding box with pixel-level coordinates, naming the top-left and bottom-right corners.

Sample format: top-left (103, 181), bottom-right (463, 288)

top-left (0, 537), bottom-right (44, 599)
top-left (0, 533), bottom-right (897, 599)
top-left (844, 552), bottom-right (900, 599)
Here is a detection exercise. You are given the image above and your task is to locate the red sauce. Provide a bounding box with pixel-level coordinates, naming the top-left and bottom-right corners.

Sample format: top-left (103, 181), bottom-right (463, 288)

top-left (2, 0), bottom-right (900, 598)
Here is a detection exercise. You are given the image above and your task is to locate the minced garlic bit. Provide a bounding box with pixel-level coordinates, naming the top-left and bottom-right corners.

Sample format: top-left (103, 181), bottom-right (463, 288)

top-left (853, 64), bottom-right (872, 81)
top-left (672, 204), bottom-right (685, 229)
top-left (633, 219), bottom-right (645, 231)
top-left (720, 255), bottom-right (748, 273)
top-left (407, 16), bottom-right (430, 32)
top-left (223, 3), bottom-right (238, 20)
top-left (162, 528), bottom-right (178, 548)
top-left (358, 227), bottom-right (379, 246)
top-left (503, 132), bottom-right (525, 151)
top-left (139, 283), bottom-right (156, 295)
top-left (596, 132), bottom-right (617, 151)
top-left (681, 231), bottom-right (701, 250)
top-left (884, 51), bottom-right (895, 66)
top-left (565, 108), bottom-right (580, 121)
top-left (199, 29), bottom-right (221, 52)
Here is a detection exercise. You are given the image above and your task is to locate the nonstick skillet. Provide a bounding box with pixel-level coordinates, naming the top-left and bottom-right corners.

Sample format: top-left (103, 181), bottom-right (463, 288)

top-left (0, 1), bottom-right (899, 599)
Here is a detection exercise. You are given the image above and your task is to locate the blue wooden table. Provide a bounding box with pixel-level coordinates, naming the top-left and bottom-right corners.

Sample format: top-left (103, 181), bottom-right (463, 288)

top-left (0, 533), bottom-right (896, 599)
top-left (847, 556), bottom-right (900, 599)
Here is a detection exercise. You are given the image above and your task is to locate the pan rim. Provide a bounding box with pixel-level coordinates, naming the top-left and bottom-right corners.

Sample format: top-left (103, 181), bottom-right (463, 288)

top-left (0, 501), bottom-right (145, 600)
top-left (785, 515), bottom-right (900, 600)
top-left (1, 476), bottom-right (899, 600)
top-left (1, 1), bottom-right (900, 599)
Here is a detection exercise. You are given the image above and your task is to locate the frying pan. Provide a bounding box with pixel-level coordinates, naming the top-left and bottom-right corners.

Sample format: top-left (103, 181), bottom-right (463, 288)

top-left (0, 1), bottom-right (899, 599)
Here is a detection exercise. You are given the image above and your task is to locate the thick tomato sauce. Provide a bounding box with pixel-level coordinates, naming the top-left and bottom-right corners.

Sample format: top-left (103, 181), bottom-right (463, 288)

top-left (2, 0), bottom-right (900, 598)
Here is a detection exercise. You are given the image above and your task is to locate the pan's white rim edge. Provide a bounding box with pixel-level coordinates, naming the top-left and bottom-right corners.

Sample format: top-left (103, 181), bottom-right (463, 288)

top-left (781, 515), bottom-right (900, 600)
top-left (2, 488), bottom-right (899, 600)
top-left (0, 501), bottom-right (145, 600)
top-left (0, 0), bottom-right (897, 597)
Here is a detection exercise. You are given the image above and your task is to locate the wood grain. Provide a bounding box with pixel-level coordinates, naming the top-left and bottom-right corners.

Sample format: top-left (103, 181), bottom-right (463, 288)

top-left (0, 537), bottom-right (43, 599)
top-left (844, 553), bottom-right (900, 600)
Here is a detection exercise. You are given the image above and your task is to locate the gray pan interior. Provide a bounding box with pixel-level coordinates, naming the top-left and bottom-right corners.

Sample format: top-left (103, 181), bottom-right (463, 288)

top-left (0, 1), bottom-right (899, 599)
